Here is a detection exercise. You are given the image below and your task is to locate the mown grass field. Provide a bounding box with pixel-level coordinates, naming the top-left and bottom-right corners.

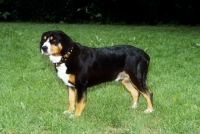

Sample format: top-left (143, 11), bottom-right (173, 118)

top-left (0, 22), bottom-right (200, 134)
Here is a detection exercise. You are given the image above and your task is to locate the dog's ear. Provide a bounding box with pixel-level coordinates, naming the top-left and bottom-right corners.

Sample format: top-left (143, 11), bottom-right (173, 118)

top-left (58, 32), bottom-right (74, 47)
top-left (52, 31), bottom-right (74, 55)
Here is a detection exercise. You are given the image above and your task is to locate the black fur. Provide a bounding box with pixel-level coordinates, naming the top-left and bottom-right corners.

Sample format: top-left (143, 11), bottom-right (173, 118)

top-left (40, 30), bottom-right (152, 115)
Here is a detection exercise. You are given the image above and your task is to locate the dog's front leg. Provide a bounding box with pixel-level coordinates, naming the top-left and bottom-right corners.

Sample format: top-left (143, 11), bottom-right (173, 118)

top-left (75, 87), bottom-right (87, 116)
top-left (63, 87), bottom-right (77, 115)
top-left (68, 87), bottom-right (77, 113)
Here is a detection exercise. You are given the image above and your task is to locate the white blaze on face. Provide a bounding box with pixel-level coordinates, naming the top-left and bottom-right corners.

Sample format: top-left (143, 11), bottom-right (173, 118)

top-left (41, 38), bottom-right (51, 55)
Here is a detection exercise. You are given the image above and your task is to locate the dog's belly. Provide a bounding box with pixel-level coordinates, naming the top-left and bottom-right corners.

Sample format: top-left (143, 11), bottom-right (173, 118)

top-left (56, 63), bottom-right (74, 87)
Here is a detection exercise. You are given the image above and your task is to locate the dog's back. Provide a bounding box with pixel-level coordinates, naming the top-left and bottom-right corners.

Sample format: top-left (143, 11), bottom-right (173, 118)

top-left (40, 30), bottom-right (153, 116)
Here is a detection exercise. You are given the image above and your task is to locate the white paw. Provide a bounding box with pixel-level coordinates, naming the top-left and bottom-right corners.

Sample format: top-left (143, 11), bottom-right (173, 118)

top-left (69, 114), bottom-right (75, 118)
top-left (144, 108), bottom-right (153, 113)
top-left (63, 110), bottom-right (75, 118)
top-left (63, 110), bottom-right (72, 114)
top-left (131, 102), bottom-right (138, 109)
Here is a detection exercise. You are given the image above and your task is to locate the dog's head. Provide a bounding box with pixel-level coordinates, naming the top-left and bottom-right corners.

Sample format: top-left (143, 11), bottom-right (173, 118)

top-left (40, 30), bottom-right (74, 56)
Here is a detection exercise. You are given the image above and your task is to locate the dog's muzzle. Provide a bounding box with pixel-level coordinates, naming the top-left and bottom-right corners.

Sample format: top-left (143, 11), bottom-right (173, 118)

top-left (41, 46), bottom-right (50, 55)
top-left (41, 46), bottom-right (48, 52)
top-left (41, 38), bottom-right (50, 55)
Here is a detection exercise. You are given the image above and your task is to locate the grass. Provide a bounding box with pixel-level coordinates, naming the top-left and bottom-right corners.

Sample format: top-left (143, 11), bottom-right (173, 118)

top-left (0, 22), bottom-right (200, 134)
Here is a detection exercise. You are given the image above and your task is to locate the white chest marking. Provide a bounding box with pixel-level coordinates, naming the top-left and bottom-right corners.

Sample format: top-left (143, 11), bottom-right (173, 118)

top-left (49, 55), bottom-right (74, 87)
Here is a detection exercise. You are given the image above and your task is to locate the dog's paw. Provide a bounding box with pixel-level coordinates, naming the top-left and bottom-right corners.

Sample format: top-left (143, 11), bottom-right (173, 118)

top-left (131, 102), bottom-right (138, 109)
top-left (63, 110), bottom-right (76, 118)
top-left (63, 110), bottom-right (73, 114)
top-left (144, 108), bottom-right (153, 113)
top-left (69, 114), bottom-right (75, 118)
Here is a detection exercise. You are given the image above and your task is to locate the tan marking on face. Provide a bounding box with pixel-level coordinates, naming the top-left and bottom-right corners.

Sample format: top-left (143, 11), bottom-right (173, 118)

top-left (50, 44), bottom-right (59, 55)
top-left (68, 87), bottom-right (77, 113)
top-left (58, 43), bottom-right (63, 52)
top-left (68, 74), bottom-right (75, 85)
top-left (50, 36), bottom-right (53, 40)
top-left (50, 43), bottom-right (63, 56)
top-left (43, 36), bottom-right (46, 40)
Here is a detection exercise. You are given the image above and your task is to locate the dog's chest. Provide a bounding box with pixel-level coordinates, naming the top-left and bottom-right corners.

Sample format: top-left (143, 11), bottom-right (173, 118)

top-left (49, 55), bottom-right (74, 87)
top-left (56, 64), bottom-right (74, 87)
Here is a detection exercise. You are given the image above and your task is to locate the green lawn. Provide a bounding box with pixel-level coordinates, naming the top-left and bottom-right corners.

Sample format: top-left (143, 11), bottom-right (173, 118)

top-left (0, 22), bottom-right (200, 134)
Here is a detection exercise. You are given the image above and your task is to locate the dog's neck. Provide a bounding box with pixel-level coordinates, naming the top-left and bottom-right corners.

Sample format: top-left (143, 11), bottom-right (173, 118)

top-left (49, 45), bottom-right (74, 67)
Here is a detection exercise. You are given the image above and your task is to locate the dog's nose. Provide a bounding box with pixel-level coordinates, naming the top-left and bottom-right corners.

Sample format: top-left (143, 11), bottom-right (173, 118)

top-left (42, 46), bottom-right (48, 51)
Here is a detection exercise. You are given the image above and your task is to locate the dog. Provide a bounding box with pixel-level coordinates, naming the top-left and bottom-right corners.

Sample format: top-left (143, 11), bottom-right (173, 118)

top-left (40, 30), bottom-right (153, 116)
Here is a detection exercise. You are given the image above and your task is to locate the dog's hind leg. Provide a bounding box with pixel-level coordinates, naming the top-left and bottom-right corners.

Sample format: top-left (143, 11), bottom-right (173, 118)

top-left (140, 89), bottom-right (153, 113)
top-left (118, 72), bottom-right (140, 109)
top-left (134, 60), bottom-right (153, 113)
top-left (121, 78), bottom-right (140, 109)
top-left (129, 78), bottom-right (153, 113)
top-left (122, 75), bottom-right (153, 113)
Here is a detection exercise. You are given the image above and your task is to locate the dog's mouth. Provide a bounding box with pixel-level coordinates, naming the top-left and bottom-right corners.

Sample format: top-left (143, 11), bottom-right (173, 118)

top-left (41, 51), bottom-right (50, 55)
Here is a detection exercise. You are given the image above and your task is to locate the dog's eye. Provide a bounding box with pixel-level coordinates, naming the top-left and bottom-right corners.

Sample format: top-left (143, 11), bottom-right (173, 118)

top-left (43, 36), bottom-right (46, 40)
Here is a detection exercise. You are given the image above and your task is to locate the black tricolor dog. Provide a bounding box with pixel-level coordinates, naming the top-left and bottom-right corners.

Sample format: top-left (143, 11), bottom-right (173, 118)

top-left (40, 30), bottom-right (153, 116)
